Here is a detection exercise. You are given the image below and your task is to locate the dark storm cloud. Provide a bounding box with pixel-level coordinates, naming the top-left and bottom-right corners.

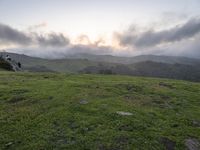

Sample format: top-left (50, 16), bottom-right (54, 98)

top-left (0, 23), bottom-right (70, 47)
top-left (0, 23), bottom-right (32, 45)
top-left (117, 18), bottom-right (200, 48)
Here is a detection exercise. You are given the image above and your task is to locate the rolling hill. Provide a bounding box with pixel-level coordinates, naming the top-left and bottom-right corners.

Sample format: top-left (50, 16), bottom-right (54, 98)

top-left (65, 53), bottom-right (200, 65)
top-left (1, 52), bottom-right (117, 73)
top-left (1, 52), bottom-right (200, 81)
top-left (81, 61), bottom-right (200, 82)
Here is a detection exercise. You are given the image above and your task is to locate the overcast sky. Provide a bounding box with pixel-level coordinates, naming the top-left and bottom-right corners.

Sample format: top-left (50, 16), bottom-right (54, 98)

top-left (0, 0), bottom-right (200, 58)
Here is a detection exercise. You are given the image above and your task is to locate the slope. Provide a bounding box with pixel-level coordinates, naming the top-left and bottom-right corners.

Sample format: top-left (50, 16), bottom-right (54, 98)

top-left (0, 72), bottom-right (200, 149)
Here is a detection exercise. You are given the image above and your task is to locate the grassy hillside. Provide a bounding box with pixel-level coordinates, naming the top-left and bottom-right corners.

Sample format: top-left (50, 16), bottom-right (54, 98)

top-left (0, 71), bottom-right (200, 149)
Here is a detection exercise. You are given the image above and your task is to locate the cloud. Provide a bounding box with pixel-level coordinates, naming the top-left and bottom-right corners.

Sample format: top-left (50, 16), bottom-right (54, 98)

top-left (36, 33), bottom-right (70, 47)
top-left (8, 44), bottom-right (114, 59)
top-left (0, 23), bottom-right (32, 45)
top-left (0, 23), bottom-right (70, 48)
top-left (1, 18), bottom-right (200, 59)
top-left (117, 18), bottom-right (200, 48)
top-left (76, 35), bottom-right (91, 45)
top-left (28, 22), bottom-right (47, 31)
top-left (67, 45), bottom-right (113, 55)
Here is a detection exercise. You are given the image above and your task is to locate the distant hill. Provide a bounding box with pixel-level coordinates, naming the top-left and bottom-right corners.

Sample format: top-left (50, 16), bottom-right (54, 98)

top-left (1, 52), bottom-right (118, 73)
top-left (65, 53), bottom-right (200, 65)
top-left (3, 52), bottom-right (200, 66)
top-left (1, 52), bottom-right (200, 81)
top-left (80, 61), bottom-right (200, 82)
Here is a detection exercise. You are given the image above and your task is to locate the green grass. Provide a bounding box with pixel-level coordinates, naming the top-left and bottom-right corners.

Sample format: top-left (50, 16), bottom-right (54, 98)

top-left (0, 71), bottom-right (200, 149)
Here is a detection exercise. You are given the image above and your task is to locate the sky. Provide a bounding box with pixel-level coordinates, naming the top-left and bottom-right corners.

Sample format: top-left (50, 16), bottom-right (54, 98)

top-left (0, 0), bottom-right (200, 58)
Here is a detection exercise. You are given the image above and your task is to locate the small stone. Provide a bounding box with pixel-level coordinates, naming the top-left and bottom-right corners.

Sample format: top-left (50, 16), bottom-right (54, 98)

top-left (116, 111), bottom-right (133, 116)
top-left (185, 138), bottom-right (200, 150)
top-left (192, 120), bottom-right (200, 127)
top-left (79, 99), bottom-right (89, 105)
top-left (5, 142), bottom-right (13, 147)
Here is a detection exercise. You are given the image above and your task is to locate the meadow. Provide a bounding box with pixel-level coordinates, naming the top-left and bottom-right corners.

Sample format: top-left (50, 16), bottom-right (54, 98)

top-left (0, 71), bottom-right (200, 149)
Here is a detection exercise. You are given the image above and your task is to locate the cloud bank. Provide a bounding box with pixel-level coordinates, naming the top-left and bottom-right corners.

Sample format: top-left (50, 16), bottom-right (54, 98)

top-left (0, 23), bottom-right (70, 48)
top-left (36, 33), bottom-right (70, 48)
top-left (116, 18), bottom-right (200, 48)
top-left (1, 18), bottom-right (200, 59)
top-left (0, 23), bottom-right (32, 45)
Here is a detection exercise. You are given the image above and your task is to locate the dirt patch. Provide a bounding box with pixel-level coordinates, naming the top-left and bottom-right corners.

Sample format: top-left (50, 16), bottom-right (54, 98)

top-left (97, 144), bottom-right (107, 150)
top-left (49, 120), bottom-right (70, 148)
top-left (160, 137), bottom-right (176, 150)
top-left (118, 124), bottom-right (133, 131)
top-left (8, 96), bottom-right (26, 103)
top-left (48, 96), bottom-right (54, 100)
top-left (115, 136), bottom-right (130, 145)
top-left (110, 135), bottom-right (131, 149)
top-left (11, 89), bottom-right (29, 94)
top-left (152, 99), bottom-right (172, 109)
top-left (160, 94), bottom-right (171, 100)
top-left (116, 84), bottom-right (143, 92)
top-left (159, 82), bottom-right (174, 89)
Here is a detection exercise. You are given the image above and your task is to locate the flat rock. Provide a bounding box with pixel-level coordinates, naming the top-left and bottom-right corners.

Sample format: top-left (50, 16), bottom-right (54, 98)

top-left (5, 142), bottom-right (13, 147)
top-left (185, 138), bottom-right (200, 150)
top-left (79, 99), bottom-right (89, 105)
top-left (116, 111), bottom-right (133, 116)
top-left (192, 120), bottom-right (200, 127)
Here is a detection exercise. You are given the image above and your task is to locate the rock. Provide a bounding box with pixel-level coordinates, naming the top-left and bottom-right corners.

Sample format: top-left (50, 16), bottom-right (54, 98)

top-left (79, 99), bottom-right (89, 105)
top-left (185, 138), bottom-right (200, 150)
top-left (116, 111), bottom-right (133, 116)
top-left (160, 137), bottom-right (176, 150)
top-left (192, 120), bottom-right (200, 127)
top-left (5, 142), bottom-right (13, 147)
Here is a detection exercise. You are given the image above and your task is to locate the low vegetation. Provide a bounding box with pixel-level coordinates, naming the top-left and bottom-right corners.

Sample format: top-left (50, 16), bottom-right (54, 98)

top-left (0, 71), bottom-right (200, 149)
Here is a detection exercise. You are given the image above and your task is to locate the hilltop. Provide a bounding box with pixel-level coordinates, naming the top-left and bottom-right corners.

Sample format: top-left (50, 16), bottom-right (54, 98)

top-left (0, 71), bottom-right (200, 149)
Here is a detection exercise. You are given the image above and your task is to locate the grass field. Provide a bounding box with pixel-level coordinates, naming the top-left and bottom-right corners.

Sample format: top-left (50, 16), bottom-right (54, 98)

top-left (0, 71), bottom-right (200, 149)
